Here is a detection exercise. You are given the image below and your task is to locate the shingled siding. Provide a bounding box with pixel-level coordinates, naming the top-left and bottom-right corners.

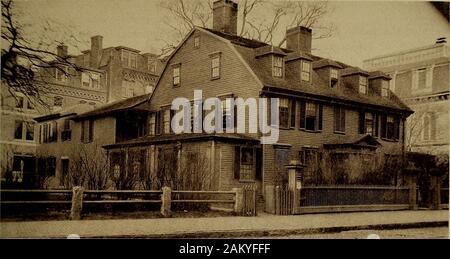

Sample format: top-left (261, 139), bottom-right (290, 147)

top-left (147, 29), bottom-right (262, 138)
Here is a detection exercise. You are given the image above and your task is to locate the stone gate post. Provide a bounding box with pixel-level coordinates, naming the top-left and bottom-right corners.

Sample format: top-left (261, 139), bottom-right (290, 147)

top-left (285, 160), bottom-right (304, 214)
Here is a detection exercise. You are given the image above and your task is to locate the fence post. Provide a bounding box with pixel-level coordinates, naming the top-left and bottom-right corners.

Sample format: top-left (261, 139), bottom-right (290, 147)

top-left (430, 168), bottom-right (442, 210)
top-left (285, 160), bottom-right (304, 214)
top-left (70, 186), bottom-right (84, 220)
top-left (233, 187), bottom-right (244, 215)
top-left (403, 165), bottom-right (419, 210)
top-left (264, 185), bottom-right (275, 214)
top-left (161, 186), bottom-right (172, 217)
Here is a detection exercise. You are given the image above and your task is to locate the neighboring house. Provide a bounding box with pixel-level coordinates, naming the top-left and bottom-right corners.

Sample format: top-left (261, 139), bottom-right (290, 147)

top-left (33, 94), bottom-right (150, 188)
top-left (363, 39), bottom-right (449, 155)
top-left (102, 0), bottom-right (412, 199)
top-left (0, 35), bottom-right (163, 185)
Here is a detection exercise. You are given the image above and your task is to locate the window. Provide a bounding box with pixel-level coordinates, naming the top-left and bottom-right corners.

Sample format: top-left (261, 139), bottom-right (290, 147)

top-left (130, 53), bottom-right (137, 68)
top-left (279, 98), bottom-right (289, 128)
top-left (330, 68), bottom-right (339, 88)
top-left (14, 121), bottom-right (35, 141)
top-left (330, 68), bottom-right (338, 79)
top-left (211, 54), bottom-right (221, 79)
top-left (27, 100), bottom-right (34, 110)
top-left (334, 106), bottom-right (345, 133)
top-left (16, 95), bottom-right (24, 108)
top-left (81, 72), bottom-right (90, 87)
top-left (91, 73), bottom-right (100, 89)
top-left (417, 68), bottom-right (427, 89)
top-left (422, 113), bottom-right (436, 141)
top-left (289, 100), bottom-right (296, 128)
top-left (273, 56), bottom-right (283, 78)
top-left (359, 76), bottom-right (368, 94)
top-left (54, 96), bottom-right (63, 107)
top-left (365, 113), bottom-right (374, 135)
top-left (194, 36), bottom-right (200, 48)
top-left (301, 61), bottom-right (311, 81)
top-left (162, 108), bottom-right (171, 134)
top-left (61, 119), bottom-right (72, 141)
top-left (305, 103), bottom-right (317, 131)
top-left (234, 146), bottom-right (255, 181)
top-left (222, 98), bottom-right (234, 131)
top-left (121, 51), bottom-right (129, 67)
top-left (41, 122), bottom-right (57, 143)
top-left (173, 65), bottom-right (180, 86)
top-left (14, 121), bottom-right (23, 140)
top-left (81, 120), bottom-right (93, 143)
top-left (380, 114), bottom-right (399, 140)
top-left (55, 67), bottom-right (68, 82)
top-left (148, 60), bottom-right (157, 73)
top-left (381, 80), bottom-right (389, 97)
top-left (25, 122), bottom-right (34, 141)
top-left (148, 113), bottom-right (156, 136)
top-left (299, 102), bottom-right (322, 131)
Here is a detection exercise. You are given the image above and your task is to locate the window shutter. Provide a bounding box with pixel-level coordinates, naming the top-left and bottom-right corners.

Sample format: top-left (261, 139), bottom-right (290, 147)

top-left (374, 113), bottom-right (379, 137)
top-left (255, 148), bottom-right (262, 180)
top-left (318, 104), bottom-right (323, 130)
top-left (380, 114), bottom-right (387, 138)
top-left (358, 111), bottom-right (365, 134)
top-left (81, 121), bottom-right (85, 142)
top-left (155, 111), bottom-right (161, 135)
top-left (299, 102), bottom-right (306, 129)
top-left (341, 108), bottom-right (346, 132)
top-left (88, 120), bottom-right (94, 142)
top-left (333, 106), bottom-right (338, 131)
top-left (289, 100), bottom-right (296, 128)
top-left (234, 146), bottom-right (240, 180)
top-left (394, 116), bottom-right (400, 140)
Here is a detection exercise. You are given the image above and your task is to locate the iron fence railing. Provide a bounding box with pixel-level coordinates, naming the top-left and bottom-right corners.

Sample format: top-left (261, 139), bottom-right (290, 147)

top-left (300, 186), bottom-right (410, 207)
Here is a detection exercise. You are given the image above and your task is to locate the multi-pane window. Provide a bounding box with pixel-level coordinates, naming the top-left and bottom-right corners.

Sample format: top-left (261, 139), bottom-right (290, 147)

top-left (300, 102), bottom-right (322, 131)
top-left (130, 53), bottom-right (137, 68)
top-left (121, 51), bottom-right (129, 67)
top-left (222, 98), bottom-right (234, 131)
top-left (41, 122), bottom-right (57, 143)
top-left (211, 55), bottom-right (221, 79)
top-left (173, 65), bottom-right (180, 86)
top-left (163, 109), bottom-right (171, 134)
top-left (61, 119), bottom-right (72, 141)
top-left (81, 72), bottom-right (90, 87)
top-left (417, 68), bottom-right (427, 89)
top-left (330, 68), bottom-right (338, 79)
top-left (279, 98), bottom-right (289, 128)
top-left (14, 121), bottom-right (34, 141)
top-left (334, 106), bottom-right (346, 133)
top-left (365, 113), bottom-right (374, 135)
top-left (82, 72), bottom-right (100, 89)
top-left (305, 102), bottom-right (318, 131)
top-left (194, 36), bottom-right (200, 48)
top-left (148, 60), bottom-right (157, 73)
top-left (55, 67), bottom-right (68, 82)
top-left (380, 115), bottom-right (400, 140)
top-left (359, 76), bottom-right (368, 94)
top-left (301, 61), bottom-right (311, 81)
top-left (273, 56), bottom-right (283, 78)
top-left (234, 146), bottom-right (256, 181)
top-left (422, 113), bottom-right (435, 141)
top-left (148, 113), bottom-right (156, 136)
top-left (386, 116), bottom-right (395, 139)
top-left (381, 80), bottom-right (389, 97)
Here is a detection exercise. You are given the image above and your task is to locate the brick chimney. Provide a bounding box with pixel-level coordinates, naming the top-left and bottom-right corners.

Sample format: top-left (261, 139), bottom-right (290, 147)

top-left (213, 0), bottom-right (238, 35)
top-left (286, 26), bottom-right (312, 53)
top-left (90, 35), bottom-right (103, 68)
top-left (56, 44), bottom-right (68, 57)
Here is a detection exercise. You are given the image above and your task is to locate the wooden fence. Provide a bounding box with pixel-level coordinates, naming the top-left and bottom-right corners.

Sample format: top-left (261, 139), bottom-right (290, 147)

top-left (0, 187), bottom-right (257, 219)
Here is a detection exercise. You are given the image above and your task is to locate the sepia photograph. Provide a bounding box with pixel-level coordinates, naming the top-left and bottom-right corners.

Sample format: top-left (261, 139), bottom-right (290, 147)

top-left (0, 0), bottom-right (449, 245)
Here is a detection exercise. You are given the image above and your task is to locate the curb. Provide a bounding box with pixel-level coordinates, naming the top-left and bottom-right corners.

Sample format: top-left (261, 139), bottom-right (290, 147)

top-left (87, 220), bottom-right (449, 239)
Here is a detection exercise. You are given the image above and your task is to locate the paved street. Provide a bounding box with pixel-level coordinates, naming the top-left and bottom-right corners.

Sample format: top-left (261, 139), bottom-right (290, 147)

top-left (262, 227), bottom-right (448, 239)
top-left (1, 210), bottom-right (448, 238)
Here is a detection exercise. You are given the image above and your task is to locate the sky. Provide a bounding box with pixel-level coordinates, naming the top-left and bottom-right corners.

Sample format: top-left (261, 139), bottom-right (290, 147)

top-left (14, 0), bottom-right (450, 67)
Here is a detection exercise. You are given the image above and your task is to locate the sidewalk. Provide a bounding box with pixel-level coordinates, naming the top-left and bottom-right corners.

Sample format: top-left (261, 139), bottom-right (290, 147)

top-left (1, 210), bottom-right (448, 238)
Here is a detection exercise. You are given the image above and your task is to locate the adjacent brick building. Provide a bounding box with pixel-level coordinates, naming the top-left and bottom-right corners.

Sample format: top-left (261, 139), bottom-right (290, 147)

top-left (101, 0), bottom-right (413, 199)
top-left (363, 40), bottom-right (449, 155)
top-left (1, 35), bottom-right (163, 186)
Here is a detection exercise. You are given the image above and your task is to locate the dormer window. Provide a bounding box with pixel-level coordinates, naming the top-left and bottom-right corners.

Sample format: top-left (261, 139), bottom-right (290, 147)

top-left (194, 36), bottom-right (200, 48)
top-left (301, 61), bottom-right (311, 81)
top-left (330, 68), bottom-right (338, 79)
top-left (272, 56), bottom-right (283, 78)
top-left (172, 64), bottom-right (181, 86)
top-left (359, 76), bottom-right (368, 94)
top-left (381, 80), bottom-right (389, 97)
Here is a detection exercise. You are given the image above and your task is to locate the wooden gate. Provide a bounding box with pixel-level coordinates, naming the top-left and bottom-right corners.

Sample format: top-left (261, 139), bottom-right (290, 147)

top-left (242, 184), bottom-right (257, 216)
top-left (275, 185), bottom-right (294, 215)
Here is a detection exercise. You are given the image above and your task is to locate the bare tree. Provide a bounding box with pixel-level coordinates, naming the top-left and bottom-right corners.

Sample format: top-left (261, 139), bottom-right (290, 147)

top-left (159, 0), bottom-right (334, 55)
top-left (1, 0), bottom-right (87, 107)
top-left (63, 144), bottom-right (110, 190)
